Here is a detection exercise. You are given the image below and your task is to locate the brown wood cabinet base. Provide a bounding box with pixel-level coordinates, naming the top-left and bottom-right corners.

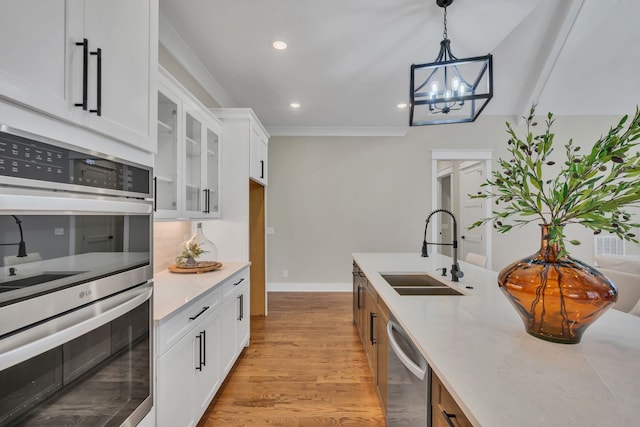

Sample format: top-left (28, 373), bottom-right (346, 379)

top-left (431, 372), bottom-right (472, 427)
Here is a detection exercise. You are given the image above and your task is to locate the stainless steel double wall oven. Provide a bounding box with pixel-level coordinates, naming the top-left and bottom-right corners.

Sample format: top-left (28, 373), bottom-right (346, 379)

top-left (0, 125), bottom-right (153, 426)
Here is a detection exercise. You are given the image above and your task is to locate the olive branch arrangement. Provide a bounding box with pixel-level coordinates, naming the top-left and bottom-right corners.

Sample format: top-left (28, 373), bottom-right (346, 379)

top-left (469, 105), bottom-right (640, 255)
top-left (176, 241), bottom-right (207, 265)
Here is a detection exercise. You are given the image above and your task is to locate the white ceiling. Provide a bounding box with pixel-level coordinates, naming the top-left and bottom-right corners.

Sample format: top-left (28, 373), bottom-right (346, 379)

top-left (159, 0), bottom-right (640, 134)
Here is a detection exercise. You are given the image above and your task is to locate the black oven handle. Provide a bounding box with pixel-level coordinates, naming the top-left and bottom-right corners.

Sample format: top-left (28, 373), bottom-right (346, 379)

top-left (0, 282), bottom-right (152, 371)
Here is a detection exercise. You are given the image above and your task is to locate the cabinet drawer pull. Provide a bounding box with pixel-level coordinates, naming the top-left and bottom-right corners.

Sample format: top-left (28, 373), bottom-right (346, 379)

top-left (357, 286), bottom-right (362, 309)
top-left (89, 48), bottom-right (102, 116)
top-left (233, 278), bottom-right (245, 286)
top-left (369, 312), bottom-right (377, 345)
top-left (201, 330), bottom-right (206, 367)
top-left (74, 38), bottom-right (88, 110)
top-left (189, 306), bottom-right (209, 321)
top-left (195, 333), bottom-right (203, 371)
top-left (441, 409), bottom-right (457, 427)
top-left (260, 160), bottom-right (264, 179)
top-left (238, 294), bottom-right (244, 321)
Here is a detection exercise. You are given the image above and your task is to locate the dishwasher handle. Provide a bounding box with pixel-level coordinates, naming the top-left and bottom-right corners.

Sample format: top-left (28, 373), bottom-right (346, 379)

top-left (387, 320), bottom-right (427, 380)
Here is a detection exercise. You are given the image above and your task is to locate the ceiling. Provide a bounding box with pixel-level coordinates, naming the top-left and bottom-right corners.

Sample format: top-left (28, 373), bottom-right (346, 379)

top-left (159, 0), bottom-right (640, 135)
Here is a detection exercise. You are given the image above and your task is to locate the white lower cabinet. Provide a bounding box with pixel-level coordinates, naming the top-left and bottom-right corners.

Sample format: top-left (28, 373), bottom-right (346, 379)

top-left (220, 275), bottom-right (250, 376)
top-left (194, 310), bottom-right (221, 416)
top-left (157, 329), bottom-right (197, 427)
top-left (155, 268), bottom-right (249, 426)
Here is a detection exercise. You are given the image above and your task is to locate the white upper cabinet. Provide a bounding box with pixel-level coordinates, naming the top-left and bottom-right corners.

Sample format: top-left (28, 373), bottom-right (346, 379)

top-left (0, 0), bottom-right (158, 152)
top-left (250, 123), bottom-right (268, 186)
top-left (155, 69), bottom-right (222, 220)
top-left (0, 1), bottom-right (78, 122)
top-left (212, 108), bottom-right (269, 188)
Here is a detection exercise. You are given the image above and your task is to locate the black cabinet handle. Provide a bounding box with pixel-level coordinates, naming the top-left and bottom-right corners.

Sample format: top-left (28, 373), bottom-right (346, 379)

top-left (74, 39), bottom-right (88, 110)
top-left (369, 312), bottom-right (377, 345)
top-left (238, 294), bottom-right (244, 321)
top-left (89, 48), bottom-right (102, 116)
top-left (233, 278), bottom-right (245, 287)
top-left (260, 160), bottom-right (264, 179)
top-left (357, 286), bottom-right (362, 309)
top-left (202, 188), bottom-right (208, 213)
top-left (201, 330), bottom-right (206, 367)
top-left (153, 176), bottom-right (157, 212)
top-left (206, 189), bottom-right (211, 213)
top-left (441, 410), bottom-right (457, 427)
top-left (195, 333), bottom-right (203, 371)
top-left (189, 306), bottom-right (209, 321)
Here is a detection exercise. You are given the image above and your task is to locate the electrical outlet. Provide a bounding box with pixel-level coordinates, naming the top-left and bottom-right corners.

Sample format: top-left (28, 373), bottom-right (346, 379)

top-left (282, 270), bottom-right (288, 278)
top-left (54, 228), bottom-right (64, 236)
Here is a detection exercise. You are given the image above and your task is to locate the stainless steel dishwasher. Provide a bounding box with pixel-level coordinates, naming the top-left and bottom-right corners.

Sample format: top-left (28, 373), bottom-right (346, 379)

top-left (386, 316), bottom-right (431, 426)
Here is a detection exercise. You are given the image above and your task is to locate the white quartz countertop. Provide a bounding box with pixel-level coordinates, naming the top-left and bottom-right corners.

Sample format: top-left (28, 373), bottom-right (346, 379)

top-left (153, 261), bottom-right (250, 321)
top-left (352, 252), bottom-right (640, 427)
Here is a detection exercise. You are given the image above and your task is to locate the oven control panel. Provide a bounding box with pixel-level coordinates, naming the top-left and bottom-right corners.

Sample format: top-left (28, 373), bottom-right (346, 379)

top-left (0, 128), bottom-right (150, 197)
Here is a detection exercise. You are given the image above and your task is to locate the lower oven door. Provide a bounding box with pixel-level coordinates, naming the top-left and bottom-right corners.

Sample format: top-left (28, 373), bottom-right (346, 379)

top-left (0, 281), bottom-right (153, 427)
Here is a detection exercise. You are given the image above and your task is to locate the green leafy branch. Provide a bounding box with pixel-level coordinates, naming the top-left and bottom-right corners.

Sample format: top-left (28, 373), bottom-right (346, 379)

top-left (470, 105), bottom-right (640, 253)
top-left (176, 241), bottom-right (207, 265)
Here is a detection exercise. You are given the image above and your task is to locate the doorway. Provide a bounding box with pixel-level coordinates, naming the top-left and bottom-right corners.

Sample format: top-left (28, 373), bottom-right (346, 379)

top-left (431, 150), bottom-right (492, 269)
top-left (249, 180), bottom-right (266, 316)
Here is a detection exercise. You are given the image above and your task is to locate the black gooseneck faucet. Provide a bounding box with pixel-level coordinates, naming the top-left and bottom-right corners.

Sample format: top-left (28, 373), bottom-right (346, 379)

top-left (421, 209), bottom-right (463, 282)
top-left (1, 215), bottom-right (28, 258)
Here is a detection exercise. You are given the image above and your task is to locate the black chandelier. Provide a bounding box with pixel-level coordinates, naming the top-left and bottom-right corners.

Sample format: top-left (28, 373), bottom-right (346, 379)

top-left (410, 0), bottom-right (493, 126)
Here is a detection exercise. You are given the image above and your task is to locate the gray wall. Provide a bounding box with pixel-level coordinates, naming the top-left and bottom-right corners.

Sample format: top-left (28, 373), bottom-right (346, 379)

top-left (266, 114), bottom-right (640, 285)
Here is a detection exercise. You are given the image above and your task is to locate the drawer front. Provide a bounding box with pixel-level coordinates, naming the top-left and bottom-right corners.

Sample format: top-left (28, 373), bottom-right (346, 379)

top-left (221, 270), bottom-right (249, 300)
top-left (156, 287), bottom-right (221, 356)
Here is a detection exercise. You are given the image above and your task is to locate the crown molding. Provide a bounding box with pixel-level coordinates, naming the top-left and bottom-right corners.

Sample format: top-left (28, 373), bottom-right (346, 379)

top-left (159, 12), bottom-right (235, 108)
top-left (266, 126), bottom-right (408, 137)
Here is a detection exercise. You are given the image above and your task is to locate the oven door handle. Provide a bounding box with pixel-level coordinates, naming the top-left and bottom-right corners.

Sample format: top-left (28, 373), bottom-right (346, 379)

top-left (387, 320), bottom-right (427, 380)
top-left (0, 282), bottom-right (152, 371)
top-left (0, 192), bottom-right (152, 215)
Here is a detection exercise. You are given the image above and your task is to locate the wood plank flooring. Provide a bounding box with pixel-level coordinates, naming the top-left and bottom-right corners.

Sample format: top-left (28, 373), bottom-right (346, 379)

top-left (197, 292), bottom-right (385, 427)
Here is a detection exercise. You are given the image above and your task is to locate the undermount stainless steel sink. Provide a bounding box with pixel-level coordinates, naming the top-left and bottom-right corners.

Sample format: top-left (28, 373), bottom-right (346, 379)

top-left (381, 274), bottom-right (463, 296)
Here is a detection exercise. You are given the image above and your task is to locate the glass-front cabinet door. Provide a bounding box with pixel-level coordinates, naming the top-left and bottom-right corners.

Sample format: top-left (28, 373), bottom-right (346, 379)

top-left (203, 126), bottom-right (220, 217)
top-left (154, 90), bottom-right (180, 219)
top-left (154, 69), bottom-right (222, 220)
top-left (184, 112), bottom-right (203, 216)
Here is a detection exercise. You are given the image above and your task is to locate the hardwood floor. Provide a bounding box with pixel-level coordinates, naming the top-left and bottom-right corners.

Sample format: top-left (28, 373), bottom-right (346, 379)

top-left (197, 292), bottom-right (385, 427)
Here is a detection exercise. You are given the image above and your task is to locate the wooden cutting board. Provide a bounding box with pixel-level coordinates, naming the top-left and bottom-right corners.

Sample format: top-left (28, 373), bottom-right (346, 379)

top-left (168, 261), bottom-right (223, 274)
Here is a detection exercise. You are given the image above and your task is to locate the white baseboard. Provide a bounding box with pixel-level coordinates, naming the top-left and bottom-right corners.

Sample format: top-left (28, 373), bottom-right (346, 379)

top-left (267, 282), bottom-right (351, 292)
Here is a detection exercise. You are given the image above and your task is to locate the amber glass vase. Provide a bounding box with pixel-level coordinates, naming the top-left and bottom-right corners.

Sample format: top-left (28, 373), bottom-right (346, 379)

top-left (498, 225), bottom-right (617, 344)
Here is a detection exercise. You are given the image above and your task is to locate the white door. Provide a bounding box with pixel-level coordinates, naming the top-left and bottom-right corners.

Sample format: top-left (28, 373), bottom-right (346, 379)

top-left (76, 216), bottom-right (118, 254)
top-left (459, 162), bottom-right (486, 259)
top-left (437, 173), bottom-right (453, 257)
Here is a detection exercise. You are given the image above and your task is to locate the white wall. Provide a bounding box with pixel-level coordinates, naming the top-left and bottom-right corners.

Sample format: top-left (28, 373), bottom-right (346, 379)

top-left (266, 113), bottom-right (640, 285)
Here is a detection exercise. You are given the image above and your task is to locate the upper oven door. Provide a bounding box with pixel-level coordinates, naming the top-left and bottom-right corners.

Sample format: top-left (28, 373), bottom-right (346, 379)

top-left (0, 187), bottom-right (153, 338)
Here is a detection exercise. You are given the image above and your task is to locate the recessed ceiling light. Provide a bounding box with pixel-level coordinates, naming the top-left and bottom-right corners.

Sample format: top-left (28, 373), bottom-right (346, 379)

top-left (397, 103), bottom-right (408, 109)
top-left (290, 102), bottom-right (300, 109)
top-left (272, 40), bottom-right (288, 50)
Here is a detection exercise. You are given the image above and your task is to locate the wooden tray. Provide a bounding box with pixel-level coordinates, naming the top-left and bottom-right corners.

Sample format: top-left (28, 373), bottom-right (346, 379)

top-left (168, 261), bottom-right (223, 274)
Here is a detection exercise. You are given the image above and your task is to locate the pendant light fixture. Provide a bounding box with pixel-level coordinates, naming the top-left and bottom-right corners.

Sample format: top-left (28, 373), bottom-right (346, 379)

top-left (410, 0), bottom-right (493, 126)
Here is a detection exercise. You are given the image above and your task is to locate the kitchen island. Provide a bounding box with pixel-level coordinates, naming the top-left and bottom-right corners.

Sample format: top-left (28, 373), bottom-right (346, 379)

top-left (353, 252), bottom-right (640, 426)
